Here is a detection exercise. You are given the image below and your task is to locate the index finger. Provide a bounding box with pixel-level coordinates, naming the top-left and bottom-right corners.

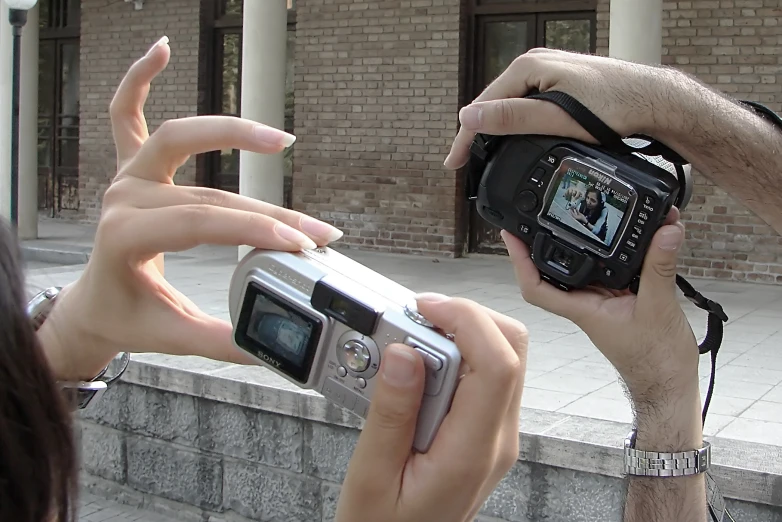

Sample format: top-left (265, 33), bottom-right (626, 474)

top-left (110, 36), bottom-right (171, 169)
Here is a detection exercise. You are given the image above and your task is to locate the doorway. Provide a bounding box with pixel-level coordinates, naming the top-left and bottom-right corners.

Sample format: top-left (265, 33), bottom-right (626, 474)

top-left (466, 3), bottom-right (597, 254)
top-left (37, 0), bottom-right (81, 216)
top-left (199, 0), bottom-right (296, 207)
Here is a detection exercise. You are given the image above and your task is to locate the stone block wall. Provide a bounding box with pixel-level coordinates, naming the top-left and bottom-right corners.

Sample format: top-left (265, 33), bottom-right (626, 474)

top-left (78, 0), bottom-right (202, 222)
top-left (75, 377), bottom-right (782, 522)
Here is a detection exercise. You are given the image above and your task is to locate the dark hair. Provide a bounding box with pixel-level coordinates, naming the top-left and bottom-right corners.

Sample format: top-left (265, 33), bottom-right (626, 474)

top-left (0, 218), bottom-right (78, 522)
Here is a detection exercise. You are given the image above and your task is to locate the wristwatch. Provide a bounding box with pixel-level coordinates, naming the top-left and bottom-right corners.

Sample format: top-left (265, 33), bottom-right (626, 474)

top-left (624, 428), bottom-right (711, 477)
top-left (27, 286), bottom-right (130, 410)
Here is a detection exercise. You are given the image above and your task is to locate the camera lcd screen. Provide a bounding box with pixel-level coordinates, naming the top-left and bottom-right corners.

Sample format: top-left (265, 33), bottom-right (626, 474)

top-left (540, 157), bottom-right (634, 252)
top-left (235, 281), bottom-right (322, 383)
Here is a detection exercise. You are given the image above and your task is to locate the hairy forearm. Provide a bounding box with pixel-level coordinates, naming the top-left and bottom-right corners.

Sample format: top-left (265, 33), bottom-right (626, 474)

top-left (623, 383), bottom-right (706, 522)
top-left (651, 70), bottom-right (782, 234)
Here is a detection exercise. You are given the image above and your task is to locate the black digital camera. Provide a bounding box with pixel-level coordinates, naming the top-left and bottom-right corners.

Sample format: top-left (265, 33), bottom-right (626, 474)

top-left (467, 133), bottom-right (692, 291)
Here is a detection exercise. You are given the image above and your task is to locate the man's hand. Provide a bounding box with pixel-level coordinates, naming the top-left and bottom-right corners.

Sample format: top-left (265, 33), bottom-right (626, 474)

top-left (503, 209), bottom-right (706, 522)
top-left (444, 48), bottom-right (680, 170)
top-left (445, 47), bottom-right (782, 235)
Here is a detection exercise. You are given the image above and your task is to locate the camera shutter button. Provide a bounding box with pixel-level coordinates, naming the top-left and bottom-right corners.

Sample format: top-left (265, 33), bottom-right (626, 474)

top-left (516, 190), bottom-right (538, 212)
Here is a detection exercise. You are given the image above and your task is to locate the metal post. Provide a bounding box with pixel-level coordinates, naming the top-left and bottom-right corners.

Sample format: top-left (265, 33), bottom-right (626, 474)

top-left (8, 7), bottom-right (27, 229)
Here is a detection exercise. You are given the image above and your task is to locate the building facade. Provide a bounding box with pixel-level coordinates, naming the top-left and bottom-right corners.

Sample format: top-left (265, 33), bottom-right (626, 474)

top-left (10, 0), bottom-right (782, 283)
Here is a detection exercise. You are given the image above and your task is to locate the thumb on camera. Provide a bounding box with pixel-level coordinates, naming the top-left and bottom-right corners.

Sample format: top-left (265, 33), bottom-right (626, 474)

top-left (354, 344), bottom-right (425, 478)
top-left (637, 223), bottom-right (685, 309)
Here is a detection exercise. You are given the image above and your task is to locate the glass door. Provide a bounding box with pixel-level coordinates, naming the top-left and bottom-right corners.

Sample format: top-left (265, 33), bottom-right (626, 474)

top-left (467, 9), bottom-right (596, 254)
top-left (38, 0), bottom-right (81, 215)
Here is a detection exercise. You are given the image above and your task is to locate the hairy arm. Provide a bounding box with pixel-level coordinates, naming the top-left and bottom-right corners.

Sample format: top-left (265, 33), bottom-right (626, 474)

top-left (650, 70), bottom-right (782, 235)
top-left (623, 382), bottom-right (706, 522)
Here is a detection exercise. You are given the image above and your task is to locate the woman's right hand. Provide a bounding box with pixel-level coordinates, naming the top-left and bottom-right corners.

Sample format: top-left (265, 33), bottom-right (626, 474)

top-left (335, 294), bottom-right (528, 522)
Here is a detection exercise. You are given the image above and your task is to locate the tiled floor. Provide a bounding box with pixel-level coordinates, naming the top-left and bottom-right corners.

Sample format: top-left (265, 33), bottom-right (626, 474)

top-left (78, 493), bottom-right (178, 521)
top-left (24, 234), bottom-right (782, 447)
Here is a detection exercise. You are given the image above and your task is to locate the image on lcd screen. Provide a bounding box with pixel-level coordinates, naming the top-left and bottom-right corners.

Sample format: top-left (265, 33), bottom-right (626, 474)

top-left (246, 293), bottom-right (314, 367)
top-left (542, 159), bottom-right (632, 249)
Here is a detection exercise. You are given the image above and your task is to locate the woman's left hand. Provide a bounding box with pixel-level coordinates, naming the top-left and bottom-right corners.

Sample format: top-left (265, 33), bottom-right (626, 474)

top-left (37, 37), bottom-right (343, 382)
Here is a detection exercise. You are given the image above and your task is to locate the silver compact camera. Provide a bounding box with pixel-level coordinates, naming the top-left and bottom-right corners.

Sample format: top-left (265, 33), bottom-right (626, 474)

top-left (228, 247), bottom-right (462, 453)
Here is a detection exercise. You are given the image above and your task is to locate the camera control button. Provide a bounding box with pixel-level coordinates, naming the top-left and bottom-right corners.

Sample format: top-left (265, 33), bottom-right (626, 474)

top-left (519, 224), bottom-right (530, 235)
top-left (356, 377), bottom-right (367, 389)
top-left (414, 347), bottom-right (446, 396)
top-left (516, 190), bottom-right (538, 212)
top-left (337, 366), bottom-right (348, 378)
top-left (322, 378), bottom-right (357, 409)
top-left (603, 267), bottom-right (615, 278)
top-left (354, 396), bottom-right (370, 418)
top-left (618, 251), bottom-right (632, 264)
top-left (626, 239), bottom-right (638, 250)
top-left (343, 340), bottom-right (371, 373)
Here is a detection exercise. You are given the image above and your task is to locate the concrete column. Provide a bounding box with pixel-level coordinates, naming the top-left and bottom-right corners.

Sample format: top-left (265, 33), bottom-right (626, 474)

top-left (609, 0), bottom-right (663, 64)
top-left (238, 0), bottom-right (288, 260)
top-left (18, 3), bottom-right (38, 239)
top-left (0, 1), bottom-right (12, 222)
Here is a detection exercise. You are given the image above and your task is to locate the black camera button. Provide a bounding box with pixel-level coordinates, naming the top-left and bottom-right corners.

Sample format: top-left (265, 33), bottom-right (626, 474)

top-left (618, 251), bottom-right (632, 264)
top-left (519, 224), bottom-right (531, 235)
top-left (516, 190), bottom-right (539, 212)
top-left (483, 206), bottom-right (504, 221)
top-left (626, 239), bottom-right (638, 251)
top-left (603, 267), bottom-right (615, 278)
top-left (530, 167), bottom-right (546, 187)
top-left (633, 225), bottom-right (643, 236)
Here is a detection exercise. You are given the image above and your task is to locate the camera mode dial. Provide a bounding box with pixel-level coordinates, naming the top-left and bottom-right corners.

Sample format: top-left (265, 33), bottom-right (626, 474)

top-left (404, 302), bottom-right (435, 328)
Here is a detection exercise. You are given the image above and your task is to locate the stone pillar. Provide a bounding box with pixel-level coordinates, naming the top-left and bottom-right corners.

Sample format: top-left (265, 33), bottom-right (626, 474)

top-left (0, 1), bottom-right (12, 222)
top-left (238, 0), bottom-right (288, 260)
top-left (609, 0), bottom-right (662, 64)
top-left (18, 3), bottom-right (38, 239)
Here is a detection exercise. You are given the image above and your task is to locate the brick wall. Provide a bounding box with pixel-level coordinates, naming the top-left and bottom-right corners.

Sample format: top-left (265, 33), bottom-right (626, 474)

top-left (79, 0), bottom-right (201, 222)
top-left (291, 0), bottom-right (463, 256)
top-left (594, 0), bottom-right (782, 283)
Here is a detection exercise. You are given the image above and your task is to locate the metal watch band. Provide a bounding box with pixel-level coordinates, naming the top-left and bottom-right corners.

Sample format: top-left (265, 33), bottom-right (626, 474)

top-left (27, 286), bottom-right (131, 410)
top-left (624, 429), bottom-right (711, 477)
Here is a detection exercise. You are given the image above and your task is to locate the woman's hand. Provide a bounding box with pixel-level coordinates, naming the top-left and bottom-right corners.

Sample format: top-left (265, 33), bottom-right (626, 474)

top-left (37, 37), bottom-right (343, 382)
top-left (336, 294), bottom-right (528, 522)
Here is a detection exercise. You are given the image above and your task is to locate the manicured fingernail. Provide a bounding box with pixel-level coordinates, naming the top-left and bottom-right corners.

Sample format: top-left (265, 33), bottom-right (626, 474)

top-left (253, 125), bottom-right (296, 148)
top-left (459, 105), bottom-right (482, 129)
top-left (275, 224), bottom-right (317, 249)
top-left (658, 227), bottom-right (683, 251)
top-left (416, 292), bottom-right (450, 303)
top-left (146, 36), bottom-right (169, 56)
top-left (301, 217), bottom-right (343, 242)
top-left (382, 346), bottom-right (418, 387)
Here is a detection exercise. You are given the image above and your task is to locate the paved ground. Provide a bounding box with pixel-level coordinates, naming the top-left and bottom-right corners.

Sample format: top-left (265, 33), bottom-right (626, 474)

top-left (19, 219), bottom-right (782, 516)
top-left (78, 493), bottom-right (178, 521)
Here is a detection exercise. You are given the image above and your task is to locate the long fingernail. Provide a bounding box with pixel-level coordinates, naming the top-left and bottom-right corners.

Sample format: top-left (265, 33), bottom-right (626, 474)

top-left (275, 224), bottom-right (317, 249)
top-left (253, 125), bottom-right (296, 148)
top-left (658, 227), bottom-right (683, 251)
top-left (382, 346), bottom-right (418, 387)
top-left (301, 217), bottom-right (343, 242)
top-left (459, 105), bottom-right (482, 129)
top-left (146, 36), bottom-right (169, 56)
top-left (416, 292), bottom-right (450, 303)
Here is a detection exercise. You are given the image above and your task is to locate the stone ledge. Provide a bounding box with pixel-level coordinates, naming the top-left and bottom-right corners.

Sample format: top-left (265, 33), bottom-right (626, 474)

top-left (119, 353), bottom-right (782, 509)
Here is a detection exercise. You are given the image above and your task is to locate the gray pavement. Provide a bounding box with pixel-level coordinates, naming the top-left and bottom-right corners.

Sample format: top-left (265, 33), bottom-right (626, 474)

top-left (78, 493), bottom-right (179, 521)
top-left (20, 219), bottom-right (782, 515)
